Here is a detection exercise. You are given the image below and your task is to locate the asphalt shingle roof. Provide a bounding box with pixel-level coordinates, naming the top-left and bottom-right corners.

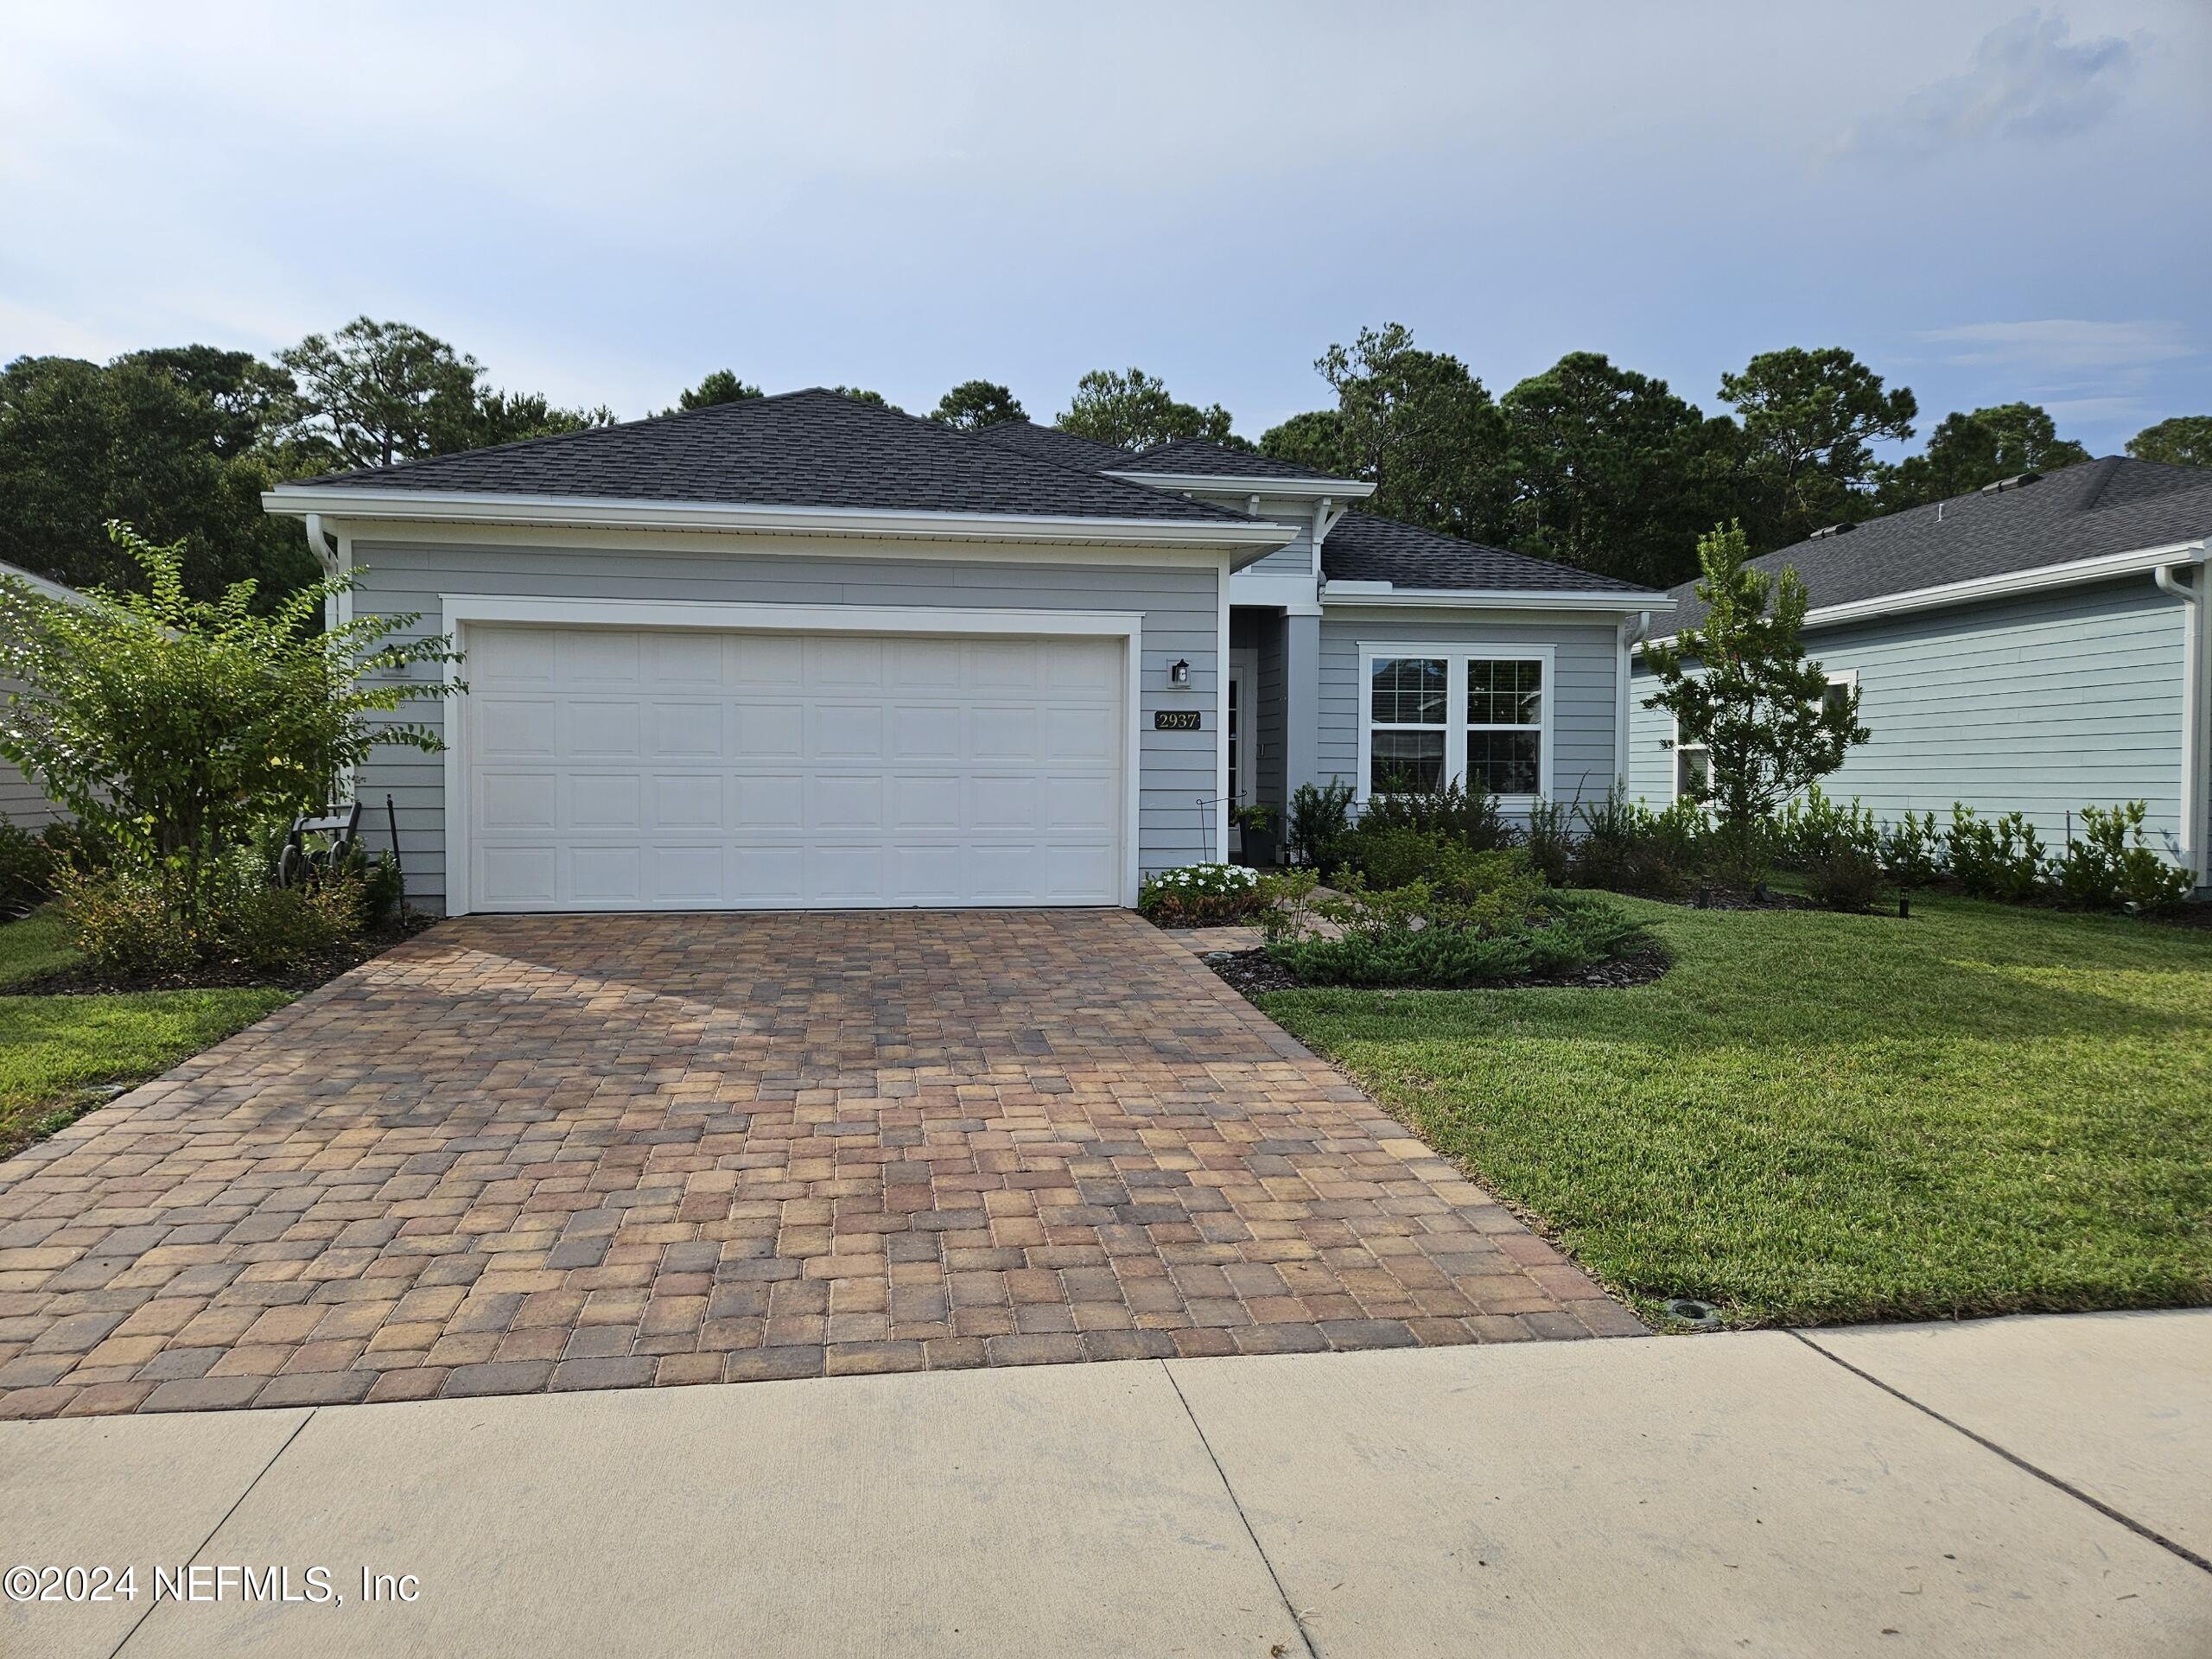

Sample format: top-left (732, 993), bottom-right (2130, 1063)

top-left (967, 419), bottom-right (1134, 473)
top-left (292, 390), bottom-right (1256, 524)
top-left (1117, 437), bottom-right (1338, 480)
top-left (1322, 512), bottom-right (1651, 594)
top-left (1666, 457), bottom-right (2212, 630)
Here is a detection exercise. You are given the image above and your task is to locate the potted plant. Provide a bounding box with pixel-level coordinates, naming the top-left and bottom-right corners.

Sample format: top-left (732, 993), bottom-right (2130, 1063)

top-left (1231, 802), bottom-right (1278, 868)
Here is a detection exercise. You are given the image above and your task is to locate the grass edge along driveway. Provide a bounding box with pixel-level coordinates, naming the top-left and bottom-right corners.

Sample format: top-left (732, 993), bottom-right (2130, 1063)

top-left (1258, 892), bottom-right (2212, 1328)
top-left (0, 910), bottom-right (291, 1162)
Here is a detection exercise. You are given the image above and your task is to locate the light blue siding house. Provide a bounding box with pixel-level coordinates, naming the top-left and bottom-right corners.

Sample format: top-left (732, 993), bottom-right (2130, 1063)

top-left (1626, 458), bottom-right (2212, 889)
top-left (259, 392), bottom-right (1670, 915)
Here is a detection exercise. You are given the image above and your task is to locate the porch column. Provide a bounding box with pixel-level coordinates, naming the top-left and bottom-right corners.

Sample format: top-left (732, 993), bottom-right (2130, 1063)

top-left (1284, 610), bottom-right (1324, 796)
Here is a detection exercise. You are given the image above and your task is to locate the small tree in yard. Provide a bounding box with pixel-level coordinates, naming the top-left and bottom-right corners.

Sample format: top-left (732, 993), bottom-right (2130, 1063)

top-left (0, 522), bottom-right (461, 938)
top-left (1642, 521), bottom-right (1867, 843)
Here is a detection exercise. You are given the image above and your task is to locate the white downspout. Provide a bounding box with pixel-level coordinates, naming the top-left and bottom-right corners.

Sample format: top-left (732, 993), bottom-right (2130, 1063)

top-left (1615, 609), bottom-right (1653, 798)
top-left (2154, 561), bottom-right (2207, 887)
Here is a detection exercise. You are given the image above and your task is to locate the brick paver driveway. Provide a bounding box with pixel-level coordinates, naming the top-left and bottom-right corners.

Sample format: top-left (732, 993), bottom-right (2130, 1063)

top-left (0, 911), bottom-right (1638, 1420)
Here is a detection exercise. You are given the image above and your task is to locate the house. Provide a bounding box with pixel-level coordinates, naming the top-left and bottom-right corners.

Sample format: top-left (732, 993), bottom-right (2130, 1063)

top-left (1625, 457), bottom-right (2211, 887)
top-left (0, 558), bottom-right (89, 830)
top-left (261, 390), bottom-right (1669, 915)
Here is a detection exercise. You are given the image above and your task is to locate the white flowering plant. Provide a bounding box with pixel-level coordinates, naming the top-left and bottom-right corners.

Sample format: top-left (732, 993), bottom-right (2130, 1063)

top-left (1138, 861), bottom-right (1266, 926)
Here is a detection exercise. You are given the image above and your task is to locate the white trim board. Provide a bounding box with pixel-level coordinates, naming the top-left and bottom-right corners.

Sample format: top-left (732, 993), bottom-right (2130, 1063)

top-left (1641, 538), bottom-right (2210, 649)
top-left (1325, 588), bottom-right (1673, 614)
top-left (437, 594), bottom-right (1145, 918)
top-left (1355, 641), bottom-right (1556, 807)
top-left (266, 486), bottom-right (1296, 555)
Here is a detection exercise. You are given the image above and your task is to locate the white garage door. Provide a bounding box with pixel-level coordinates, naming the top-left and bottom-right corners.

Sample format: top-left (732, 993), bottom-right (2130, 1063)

top-left (460, 625), bottom-right (1127, 911)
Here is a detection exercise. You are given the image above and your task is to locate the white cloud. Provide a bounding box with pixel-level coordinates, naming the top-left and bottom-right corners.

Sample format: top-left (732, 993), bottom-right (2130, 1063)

top-left (1916, 319), bottom-right (2188, 372)
top-left (1835, 9), bottom-right (2139, 162)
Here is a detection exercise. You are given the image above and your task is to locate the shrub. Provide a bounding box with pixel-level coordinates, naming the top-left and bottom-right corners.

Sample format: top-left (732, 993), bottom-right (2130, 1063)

top-left (1878, 810), bottom-right (1944, 887)
top-left (1704, 818), bottom-right (1772, 893)
top-left (1774, 786), bottom-right (1887, 912)
top-left (0, 522), bottom-right (461, 940)
top-left (2054, 802), bottom-right (2192, 913)
top-left (1571, 788), bottom-right (1690, 899)
top-left (1338, 824), bottom-right (1453, 890)
top-left (1286, 779), bottom-right (1354, 868)
top-left (1138, 861), bottom-right (1263, 925)
top-left (0, 819), bottom-right (55, 914)
top-left (213, 858), bottom-right (365, 973)
top-left (1947, 804), bottom-right (2047, 901)
top-left (1357, 774), bottom-right (1512, 852)
top-left (1522, 798), bottom-right (1573, 887)
top-left (54, 863), bottom-right (197, 979)
top-left (1266, 879), bottom-right (1645, 988)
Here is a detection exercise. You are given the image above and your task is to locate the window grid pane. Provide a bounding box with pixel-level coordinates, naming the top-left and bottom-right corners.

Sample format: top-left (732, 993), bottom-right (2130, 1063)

top-left (1371, 730), bottom-right (1446, 794)
top-left (1370, 658), bottom-right (1447, 725)
top-left (1466, 730), bottom-right (1541, 796)
top-left (1467, 659), bottom-right (1542, 727)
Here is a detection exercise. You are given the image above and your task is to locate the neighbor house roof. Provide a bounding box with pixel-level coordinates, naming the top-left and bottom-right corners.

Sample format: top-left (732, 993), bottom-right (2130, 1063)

top-left (1666, 457), bottom-right (2212, 631)
top-left (967, 419), bottom-right (1134, 473)
top-left (1321, 512), bottom-right (1651, 594)
top-left (285, 390), bottom-right (1258, 525)
top-left (1115, 437), bottom-right (1337, 480)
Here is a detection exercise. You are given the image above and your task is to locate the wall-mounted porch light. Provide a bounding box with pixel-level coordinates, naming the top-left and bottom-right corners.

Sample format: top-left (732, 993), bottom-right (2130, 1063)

top-left (1169, 658), bottom-right (1191, 688)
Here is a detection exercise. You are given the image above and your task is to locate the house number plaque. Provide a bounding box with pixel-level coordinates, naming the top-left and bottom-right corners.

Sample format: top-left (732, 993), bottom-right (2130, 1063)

top-left (1153, 710), bottom-right (1203, 731)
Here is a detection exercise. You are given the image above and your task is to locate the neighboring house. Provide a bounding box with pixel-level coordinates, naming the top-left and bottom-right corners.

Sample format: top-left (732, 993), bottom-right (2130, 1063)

top-left (1626, 457), bottom-right (2212, 888)
top-left (261, 391), bottom-right (1669, 915)
top-left (0, 559), bottom-right (88, 830)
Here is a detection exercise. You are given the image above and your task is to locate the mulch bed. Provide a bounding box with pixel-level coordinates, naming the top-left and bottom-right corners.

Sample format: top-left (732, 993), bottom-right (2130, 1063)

top-left (12, 911), bottom-right (436, 997)
top-left (1202, 943), bottom-right (1673, 998)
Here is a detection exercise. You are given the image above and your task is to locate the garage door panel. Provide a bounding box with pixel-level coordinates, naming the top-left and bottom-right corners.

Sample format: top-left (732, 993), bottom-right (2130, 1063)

top-left (652, 774), bottom-right (723, 830)
top-left (569, 846), bottom-right (643, 903)
top-left (569, 773), bottom-right (642, 830)
top-left (647, 632), bottom-right (724, 685)
top-left (477, 698), bottom-right (558, 758)
top-left (1042, 773), bottom-right (1119, 830)
top-left (815, 704), bottom-right (885, 759)
top-left (811, 774), bottom-right (885, 830)
top-left (567, 701), bottom-right (642, 758)
top-left (477, 772), bottom-right (558, 830)
top-left (970, 706), bottom-right (1040, 761)
top-left (810, 637), bottom-right (884, 689)
top-left (735, 704), bottom-right (804, 758)
top-left (650, 846), bottom-right (725, 902)
top-left (562, 631), bottom-right (642, 683)
top-left (478, 846), bottom-right (556, 906)
top-left (651, 701), bottom-right (723, 757)
top-left (888, 774), bottom-right (963, 830)
top-left (887, 703), bottom-right (963, 760)
top-left (733, 775), bottom-right (805, 830)
top-left (733, 634), bottom-right (804, 684)
top-left (464, 625), bottom-right (1127, 911)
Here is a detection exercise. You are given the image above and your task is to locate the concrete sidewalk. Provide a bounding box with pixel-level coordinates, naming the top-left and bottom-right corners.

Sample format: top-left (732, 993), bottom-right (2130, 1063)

top-left (4, 1310), bottom-right (2207, 1657)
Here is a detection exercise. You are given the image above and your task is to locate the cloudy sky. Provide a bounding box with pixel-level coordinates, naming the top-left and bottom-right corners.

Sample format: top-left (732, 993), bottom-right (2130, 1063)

top-left (3, 2), bottom-right (2205, 455)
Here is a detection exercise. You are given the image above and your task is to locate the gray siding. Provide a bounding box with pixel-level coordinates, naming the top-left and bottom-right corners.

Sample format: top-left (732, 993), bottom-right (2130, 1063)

top-left (350, 539), bottom-right (1223, 909)
top-left (0, 677), bottom-right (66, 830)
top-left (1626, 576), bottom-right (2192, 859)
top-left (1316, 612), bottom-right (1623, 816)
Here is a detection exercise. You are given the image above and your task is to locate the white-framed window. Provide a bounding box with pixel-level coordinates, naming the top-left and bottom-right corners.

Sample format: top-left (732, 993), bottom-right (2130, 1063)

top-left (1671, 668), bottom-right (1858, 802)
top-left (1821, 668), bottom-right (1858, 721)
top-left (1357, 644), bottom-right (1553, 802)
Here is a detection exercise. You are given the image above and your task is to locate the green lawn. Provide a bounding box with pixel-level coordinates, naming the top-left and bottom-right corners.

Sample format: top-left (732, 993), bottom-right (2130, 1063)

top-left (0, 908), bottom-right (290, 1161)
top-left (0, 905), bottom-right (82, 989)
top-left (1258, 892), bottom-right (2212, 1328)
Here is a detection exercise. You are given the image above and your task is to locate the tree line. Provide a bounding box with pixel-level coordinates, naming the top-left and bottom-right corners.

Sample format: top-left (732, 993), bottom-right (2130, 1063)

top-left (3, 315), bottom-right (2205, 602)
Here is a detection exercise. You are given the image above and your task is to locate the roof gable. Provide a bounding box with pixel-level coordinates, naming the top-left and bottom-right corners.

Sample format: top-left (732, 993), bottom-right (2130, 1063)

top-left (1116, 437), bottom-right (1338, 481)
top-left (1324, 513), bottom-right (1649, 594)
top-left (1665, 457), bottom-right (2212, 628)
top-left (287, 390), bottom-right (1255, 525)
